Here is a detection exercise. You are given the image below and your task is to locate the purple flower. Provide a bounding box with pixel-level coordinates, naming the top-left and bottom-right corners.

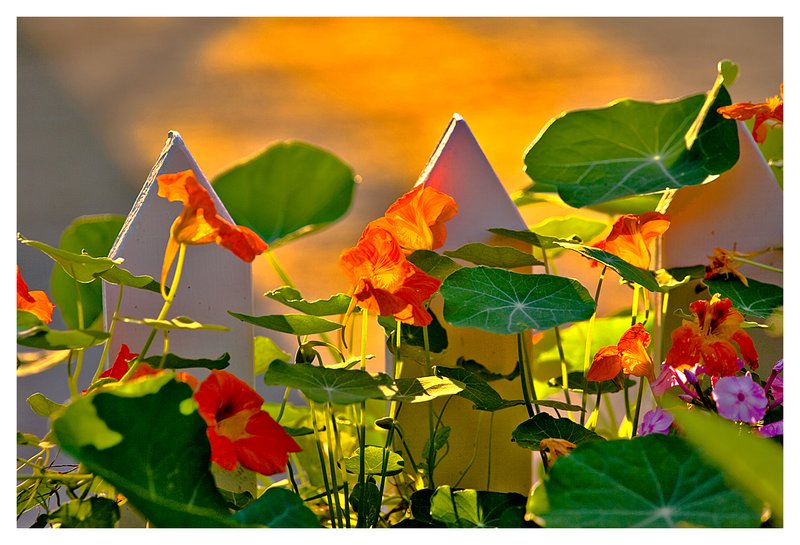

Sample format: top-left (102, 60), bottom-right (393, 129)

top-left (638, 407), bottom-right (674, 436)
top-left (650, 363), bottom-right (698, 397)
top-left (712, 375), bottom-right (768, 424)
top-left (759, 421), bottom-right (783, 438)
top-left (770, 375), bottom-right (783, 405)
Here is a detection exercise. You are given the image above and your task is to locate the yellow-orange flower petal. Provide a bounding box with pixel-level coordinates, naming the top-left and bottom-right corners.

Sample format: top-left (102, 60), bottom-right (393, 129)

top-left (339, 225), bottom-right (440, 326)
top-left (539, 438), bottom-right (576, 468)
top-left (599, 212), bottom-right (671, 270)
top-left (156, 170), bottom-right (268, 287)
top-left (717, 84), bottom-right (783, 144)
top-left (587, 323), bottom-right (654, 382)
top-left (369, 184), bottom-right (458, 253)
top-left (17, 266), bottom-right (55, 324)
top-left (665, 294), bottom-right (758, 377)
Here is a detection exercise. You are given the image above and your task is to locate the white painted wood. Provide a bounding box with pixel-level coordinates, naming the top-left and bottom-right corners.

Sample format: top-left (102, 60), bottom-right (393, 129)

top-left (102, 131), bottom-right (256, 496)
top-left (398, 115), bottom-right (534, 494)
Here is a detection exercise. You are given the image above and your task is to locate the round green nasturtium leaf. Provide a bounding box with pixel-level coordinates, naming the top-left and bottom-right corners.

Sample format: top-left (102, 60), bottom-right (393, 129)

top-left (231, 487), bottom-right (320, 528)
top-left (512, 412), bottom-right (603, 450)
top-left (264, 286), bottom-right (353, 316)
top-left (522, 88), bottom-right (739, 208)
top-left (429, 486), bottom-right (530, 528)
top-left (51, 375), bottom-right (232, 527)
top-left (263, 360), bottom-right (392, 404)
top-left (439, 266), bottom-right (596, 335)
top-left (350, 481), bottom-right (382, 528)
top-left (213, 141), bottom-right (357, 247)
top-left (254, 336), bottom-right (291, 375)
top-left (17, 326), bottom-right (109, 350)
top-left (435, 366), bottom-right (523, 412)
top-left (388, 375), bottom-right (464, 403)
top-left (444, 242), bottom-right (543, 268)
top-left (229, 311), bottom-right (343, 335)
top-left (344, 446), bottom-right (405, 476)
top-left (406, 250), bottom-right (462, 280)
top-left (536, 434), bottom-right (762, 527)
top-left (703, 277), bottom-right (783, 319)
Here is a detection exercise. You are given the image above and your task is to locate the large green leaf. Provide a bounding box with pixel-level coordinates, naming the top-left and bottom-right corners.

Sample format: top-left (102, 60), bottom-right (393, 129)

top-left (534, 435), bottom-right (761, 527)
top-left (670, 406), bottom-right (782, 524)
top-left (388, 375), bottom-right (464, 403)
top-left (704, 277), bottom-right (783, 319)
top-left (555, 241), bottom-right (664, 291)
top-left (229, 311), bottom-right (343, 335)
top-left (264, 286), bottom-right (352, 316)
top-left (439, 266), bottom-right (596, 334)
top-left (18, 326), bottom-right (109, 350)
top-left (406, 250), bottom-right (462, 280)
top-left (435, 366), bottom-right (523, 411)
top-left (522, 87), bottom-right (739, 208)
top-left (262, 361), bottom-right (392, 404)
top-left (142, 352), bottom-right (230, 370)
top-left (343, 446), bottom-right (405, 476)
top-left (444, 242), bottom-right (542, 268)
top-left (511, 412), bottom-right (603, 450)
top-left (231, 487), bottom-right (320, 528)
top-left (254, 336), bottom-right (291, 375)
top-left (213, 141), bottom-right (357, 246)
top-left (48, 215), bottom-right (125, 329)
top-left (429, 486), bottom-right (529, 528)
top-left (51, 375), bottom-right (233, 527)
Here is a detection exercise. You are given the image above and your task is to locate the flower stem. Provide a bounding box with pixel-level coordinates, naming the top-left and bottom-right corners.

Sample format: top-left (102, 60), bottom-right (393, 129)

top-left (322, 403), bottom-right (345, 528)
top-left (581, 266), bottom-right (606, 425)
top-left (731, 256), bottom-right (783, 273)
top-left (123, 243), bottom-right (186, 382)
top-left (328, 405), bottom-right (352, 527)
top-left (92, 285), bottom-right (124, 383)
top-left (67, 273), bottom-right (85, 399)
top-left (631, 376), bottom-right (647, 437)
top-left (516, 332), bottom-right (537, 418)
top-left (378, 320), bottom-right (403, 511)
top-left (357, 308), bottom-right (369, 527)
top-left (541, 251), bottom-right (572, 406)
top-left (423, 324), bottom-right (437, 489)
top-left (310, 402), bottom-right (337, 527)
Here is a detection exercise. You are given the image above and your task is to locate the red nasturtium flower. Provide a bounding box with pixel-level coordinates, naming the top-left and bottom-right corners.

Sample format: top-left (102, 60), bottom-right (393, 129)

top-left (156, 170), bottom-right (268, 287)
top-left (88, 344), bottom-right (199, 392)
top-left (194, 370), bottom-right (301, 476)
top-left (717, 83), bottom-right (783, 144)
top-left (369, 184), bottom-right (458, 253)
top-left (587, 323), bottom-right (656, 382)
top-left (17, 266), bottom-right (55, 324)
top-left (339, 225), bottom-right (441, 326)
top-left (665, 294), bottom-right (758, 377)
top-left (592, 212), bottom-right (671, 270)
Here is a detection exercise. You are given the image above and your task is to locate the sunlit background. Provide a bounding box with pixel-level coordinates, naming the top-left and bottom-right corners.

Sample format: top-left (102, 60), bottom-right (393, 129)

top-left (16, 17), bottom-right (783, 502)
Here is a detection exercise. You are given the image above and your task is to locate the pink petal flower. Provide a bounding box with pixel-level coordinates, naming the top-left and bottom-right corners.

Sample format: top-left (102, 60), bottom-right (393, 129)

top-left (712, 375), bottom-right (768, 424)
top-left (758, 420), bottom-right (783, 438)
top-left (770, 375), bottom-right (783, 405)
top-left (638, 407), bottom-right (674, 436)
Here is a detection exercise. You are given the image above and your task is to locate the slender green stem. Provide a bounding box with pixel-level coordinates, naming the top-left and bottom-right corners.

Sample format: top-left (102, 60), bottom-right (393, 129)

top-left (731, 256), bottom-right (783, 273)
top-left (286, 459), bottom-right (300, 496)
top-left (123, 243), bottom-right (186, 382)
top-left (66, 352), bottom-right (77, 399)
top-left (631, 377), bottom-right (647, 437)
top-left (157, 331), bottom-right (170, 369)
top-left (541, 251), bottom-right (572, 405)
top-left (379, 320), bottom-right (404, 509)
top-left (516, 333), bottom-right (536, 418)
top-left (322, 403), bottom-right (344, 528)
top-left (309, 403), bottom-right (337, 527)
top-left (356, 308), bottom-right (369, 527)
top-left (92, 285), bottom-right (124, 383)
top-left (453, 412), bottom-right (483, 488)
top-left (581, 266), bottom-right (607, 425)
top-left (328, 404), bottom-right (351, 527)
top-left (276, 387), bottom-right (291, 423)
top-left (68, 273), bottom-right (85, 400)
top-left (422, 325), bottom-right (436, 488)
top-left (486, 411), bottom-right (495, 490)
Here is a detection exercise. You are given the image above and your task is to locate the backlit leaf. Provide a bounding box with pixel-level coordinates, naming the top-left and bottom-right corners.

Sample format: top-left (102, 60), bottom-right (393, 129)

top-left (262, 360), bottom-right (392, 404)
top-left (343, 446), bottom-right (405, 476)
top-left (444, 242), bottom-right (542, 268)
top-left (406, 250), bottom-right (462, 280)
top-left (254, 336), bottom-right (291, 375)
top-left (48, 497), bottom-right (119, 528)
top-left (512, 412), bottom-right (603, 450)
top-left (534, 434), bottom-right (761, 527)
top-left (213, 141), bottom-right (357, 246)
top-left (430, 486), bottom-right (529, 528)
top-left (389, 375), bottom-right (464, 403)
top-left (555, 241), bottom-right (663, 291)
top-left (704, 277), bottom-right (783, 319)
top-left (264, 286), bottom-right (353, 316)
top-left (435, 366), bottom-right (523, 411)
top-left (440, 266), bottom-right (595, 334)
top-left (18, 326), bottom-right (109, 350)
top-left (229, 311), bottom-right (342, 335)
top-left (522, 88), bottom-right (739, 208)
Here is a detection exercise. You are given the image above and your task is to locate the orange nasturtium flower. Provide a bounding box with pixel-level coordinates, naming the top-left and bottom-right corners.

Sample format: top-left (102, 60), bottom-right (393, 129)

top-left (704, 247), bottom-right (749, 286)
top-left (369, 184), bottom-right (458, 253)
top-left (339, 225), bottom-right (441, 326)
top-left (665, 294), bottom-right (758, 377)
top-left (539, 438), bottom-right (576, 469)
top-left (17, 266), bottom-right (55, 324)
top-left (593, 212), bottom-right (671, 269)
top-left (717, 83), bottom-right (783, 144)
top-left (194, 370), bottom-right (301, 476)
top-left (156, 170), bottom-right (268, 287)
top-left (587, 323), bottom-right (656, 382)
